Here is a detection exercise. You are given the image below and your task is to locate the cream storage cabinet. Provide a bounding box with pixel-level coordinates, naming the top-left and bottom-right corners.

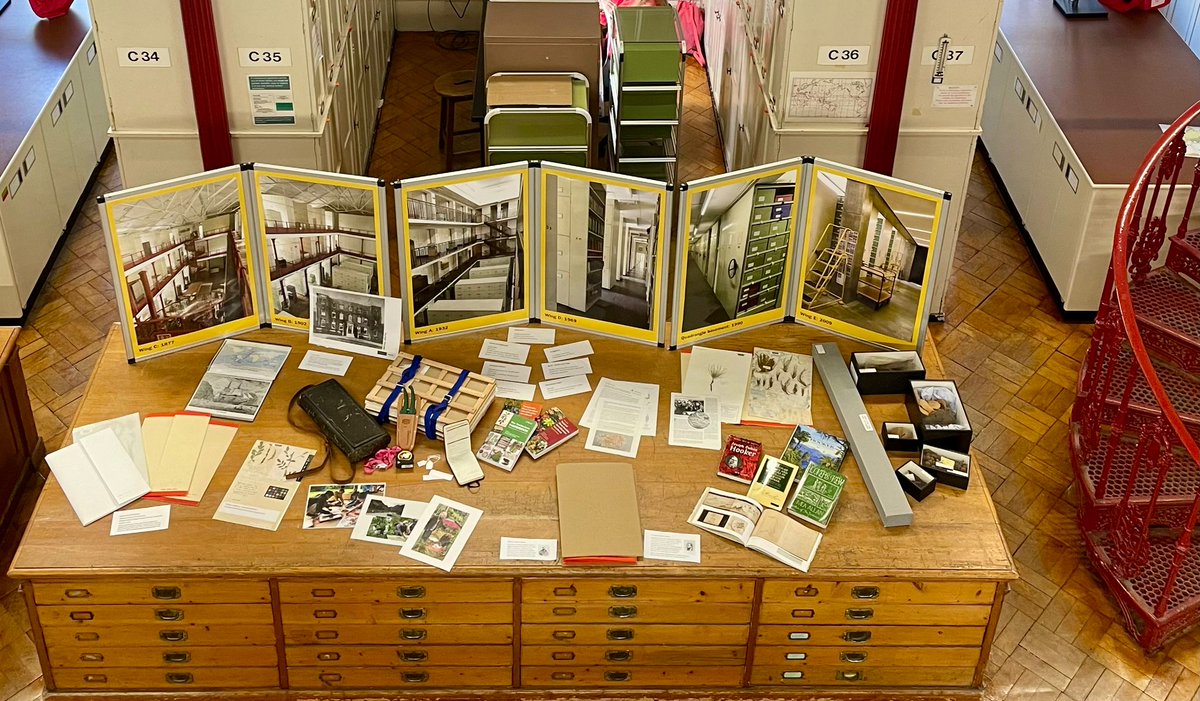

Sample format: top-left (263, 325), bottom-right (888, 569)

top-left (87, 0), bottom-right (395, 187)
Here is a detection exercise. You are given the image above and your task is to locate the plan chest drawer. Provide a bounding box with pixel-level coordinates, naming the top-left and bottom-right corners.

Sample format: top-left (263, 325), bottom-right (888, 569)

top-left (33, 579), bottom-right (271, 605)
top-left (53, 666), bottom-right (280, 691)
top-left (290, 666), bottom-right (513, 689)
top-left (48, 645), bottom-right (277, 669)
top-left (280, 602), bottom-right (512, 625)
top-left (522, 623), bottom-right (749, 646)
top-left (38, 603), bottom-right (273, 627)
top-left (762, 580), bottom-right (996, 605)
top-left (285, 644), bottom-right (513, 667)
top-left (283, 623), bottom-right (514, 646)
top-left (522, 578), bottom-right (753, 603)
top-left (41, 624), bottom-right (277, 648)
top-left (278, 578), bottom-right (513, 603)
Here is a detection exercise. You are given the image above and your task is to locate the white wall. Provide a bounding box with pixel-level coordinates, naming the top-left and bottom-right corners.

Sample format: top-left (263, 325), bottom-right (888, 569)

top-left (393, 0), bottom-right (483, 32)
top-left (1165, 0), bottom-right (1200, 55)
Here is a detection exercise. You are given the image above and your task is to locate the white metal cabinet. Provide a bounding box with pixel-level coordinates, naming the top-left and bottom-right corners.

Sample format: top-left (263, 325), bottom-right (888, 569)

top-left (0, 130), bottom-right (62, 307)
top-left (705, 0), bottom-right (729, 111)
top-left (42, 62), bottom-right (97, 228)
top-left (79, 38), bottom-right (112, 159)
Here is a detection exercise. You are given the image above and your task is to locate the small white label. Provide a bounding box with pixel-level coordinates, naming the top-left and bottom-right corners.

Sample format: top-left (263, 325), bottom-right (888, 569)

top-left (86, 42), bottom-right (97, 64)
top-left (63, 81), bottom-right (75, 106)
top-left (814, 346), bottom-right (825, 355)
top-left (51, 102), bottom-right (63, 126)
top-left (933, 85), bottom-right (978, 109)
top-left (859, 413), bottom-right (874, 432)
top-left (817, 45), bottom-right (871, 65)
top-left (118, 47), bottom-right (172, 67)
top-left (859, 367), bottom-right (877, 374)
top-left (239, 48), bottom-right (293, 67)
top-left (922, 45), bottom-right (975, 65)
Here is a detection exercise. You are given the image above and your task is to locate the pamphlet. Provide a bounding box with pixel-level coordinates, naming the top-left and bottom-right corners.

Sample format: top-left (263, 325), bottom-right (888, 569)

top-left (581, 378), bottom-right (660, 437)
top-left (667, 393), bottom-right (722, 450)
top-left (46, 429), bottom-right (152, 526)
top-left (213, 440), bottom-right (313, 531)
top-left (787, 463), bottom-right (848, 528)
top-left (73, 413), bottom-right (149, 483)
top-left (681, 346), bottom-right (752, 424)
top-left (350, 495), bottom-right (427, 546)
top-left (476, 400), bottom-right (543, 470)
top-left (525, 407), bottom-right (579, 459)
top-left (301, 483), bottom-right (386, 529)
top-left (688, 487), bottom-right (822, 572)
top-left (747, 455), bottom-right (800, 510)
top-left (400, 496), bottom-right (483, 571)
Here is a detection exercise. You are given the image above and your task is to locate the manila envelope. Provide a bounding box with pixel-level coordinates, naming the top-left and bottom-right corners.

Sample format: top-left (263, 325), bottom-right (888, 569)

top-left (556, 462), bottom-right (643, 561)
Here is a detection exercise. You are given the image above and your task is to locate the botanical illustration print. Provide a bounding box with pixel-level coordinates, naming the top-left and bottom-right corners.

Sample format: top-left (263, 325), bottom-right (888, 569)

top-left (412, 503), bottom-right (470, 561)
top-left (746, 348), bottom-right (813, 425)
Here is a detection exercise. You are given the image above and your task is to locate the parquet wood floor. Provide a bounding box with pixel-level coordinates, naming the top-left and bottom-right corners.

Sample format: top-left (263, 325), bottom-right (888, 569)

top-left (0, 31), bottom-right (1196, 701)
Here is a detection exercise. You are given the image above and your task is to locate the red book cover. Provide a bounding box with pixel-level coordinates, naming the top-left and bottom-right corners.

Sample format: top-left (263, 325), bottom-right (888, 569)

top-left (524, 407), bottom-right (578, 459)
top-left (717, 436), bottom-right (763, 484)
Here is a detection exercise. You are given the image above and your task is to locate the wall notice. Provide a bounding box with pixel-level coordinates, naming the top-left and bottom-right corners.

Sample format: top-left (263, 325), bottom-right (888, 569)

top-left (932, 85), bottom-right (978, 109)
top-left (248, 75), bottom-right (296, 125)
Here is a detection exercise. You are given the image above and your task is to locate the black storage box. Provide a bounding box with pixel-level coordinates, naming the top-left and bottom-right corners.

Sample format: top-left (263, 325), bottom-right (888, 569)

top-left (882, 422), bottom-right (922, 453)
top-left (906, 379), bottom-right (972, 452)
top-left (849, 351), bottom-right (926, 395)
top-left (896, 460), bottom-right (936, 501)
top-left (918, 444), bottom-right (971, 490)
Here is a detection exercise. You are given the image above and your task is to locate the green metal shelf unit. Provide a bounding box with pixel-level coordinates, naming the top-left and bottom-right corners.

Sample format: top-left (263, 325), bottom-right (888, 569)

top-left (607, 5), bottom-right (684, 182)
top-left (736, 183), bottom-right (794, 317)
top-left (485, 72), bottom-right (592, 168)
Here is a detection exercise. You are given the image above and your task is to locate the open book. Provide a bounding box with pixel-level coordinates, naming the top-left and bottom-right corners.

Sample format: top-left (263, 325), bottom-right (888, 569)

top-left (687, 487), bottom-right (822, 572)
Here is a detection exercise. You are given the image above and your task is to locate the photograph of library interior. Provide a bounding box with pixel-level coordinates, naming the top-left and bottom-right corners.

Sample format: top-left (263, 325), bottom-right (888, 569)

top-left (5, 0), bottom-right (1200, 699)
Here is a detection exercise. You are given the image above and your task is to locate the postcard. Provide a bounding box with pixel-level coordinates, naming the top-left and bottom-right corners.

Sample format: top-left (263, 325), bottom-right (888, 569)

top-left (208, 339), bottom-right (291, 381)
top-left (302, 483), bottom-right (386, 529)
top-left (500, 537), bottom-right (558, 561)
top-left (400, 496), bottom-right (483, 571)
top-left (481, 361), bottom-right (532, 383)
top-left (298, 350), bottom-right (353, 376)
top-left (308, 286), bottom-right (403, 359)
top-left (479, 338), bottom-right (531, 364)
top-left (682, 347), bottom-right (752, 424)
top-left (495, 380), bottom-right (536, 401)
top-left (542, 357), bottom-right (592, 379)
top-left (213, 440), bottom-right (314, 531)
top-left (110, 504), bottom-right (170, 536)
top-left (643, 530), bottom-right (701, 563)
top-left (544, 340), bottom-right (594, 362)
top-left (744, 348), bottom-right (813, 426)
top-left (508, 327), bottom-right (556, 345)
top-left (667, 393), bottom-right (722, 450)
top-left (540, 375), bottom-right (592, 399)
top-left (350, 496), bottom-right (427, 546)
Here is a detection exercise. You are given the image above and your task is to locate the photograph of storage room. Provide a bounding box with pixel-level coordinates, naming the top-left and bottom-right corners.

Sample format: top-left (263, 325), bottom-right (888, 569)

top-left (542, 174), bottom-right (661, 330)
top-left (682, 171), bottom-right (797, 333)
top-left (109, 177), bottom-right (255, 346)
top-left (799, 168), bottom-right (938, 343)
top-left (404, 172), bottom-right (524, 328)
top-left (256, 176), bottom-right (381, 323)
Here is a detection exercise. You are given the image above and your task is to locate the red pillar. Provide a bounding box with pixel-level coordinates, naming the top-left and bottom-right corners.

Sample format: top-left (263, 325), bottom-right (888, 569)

top-left (863, 0), bottom-right (919, 176)
top-left (179, 0), bottom-right (234, 170)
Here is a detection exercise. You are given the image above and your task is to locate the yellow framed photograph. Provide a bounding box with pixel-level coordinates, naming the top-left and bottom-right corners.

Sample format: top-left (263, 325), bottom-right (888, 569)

top-left (793, 160), bottom-right (947, 351)
top-left (99, 167), bottom-right (262, 362)
top-left (538, 164), bottom-right (670, 346)
top-left (396, 163), bottom-right (531, 341)
top-left (250, 165), bottom-right (389, 332)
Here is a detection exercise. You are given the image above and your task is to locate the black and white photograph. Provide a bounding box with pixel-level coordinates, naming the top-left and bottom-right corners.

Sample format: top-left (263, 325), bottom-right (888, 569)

top-left (255, 172), bottom-right (383, 328)
top-left (308, 285), bottom-right (402, 358)
top-left (668, 393), bottom-right (721, 450)
top-left (541, 173), bottom-right (664, 334)
top-left (186, 373), bottom-right (272, 422)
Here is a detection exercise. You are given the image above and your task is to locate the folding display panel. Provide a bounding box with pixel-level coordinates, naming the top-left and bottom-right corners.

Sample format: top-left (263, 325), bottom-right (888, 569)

top-left (537, 163), bottom-right (671, 346)
top-left (671, 159), bottom-right (805, 349)
top-left (791, 159), bottom-right (950, 352)
top-left (99, 166), bottom-right (263, 362)
top-left (249, 164), bottom-right (390, 332)
top-left (395, 163), bottom-right (532, 341)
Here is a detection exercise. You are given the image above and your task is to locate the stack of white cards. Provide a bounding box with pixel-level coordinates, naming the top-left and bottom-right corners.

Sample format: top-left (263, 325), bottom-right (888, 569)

top-left (539, 340), bottom-right (594, 399)
top-left (49, 417), bottom-right (152, 526)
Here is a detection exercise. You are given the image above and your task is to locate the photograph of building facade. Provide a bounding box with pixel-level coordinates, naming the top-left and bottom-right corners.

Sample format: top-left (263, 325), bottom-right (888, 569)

top-left (405, 173), bottom-right (524, 327)
top-left (311, 287), bottom-right (386, 350)
top-left (542, 175), bottom-right (660, 330)
top-left (257, 176), bottom-right (380, 321)
top-left (111, 178), bottom-right (254, 346)
top-left (683, 173), bottom-right (796, 333)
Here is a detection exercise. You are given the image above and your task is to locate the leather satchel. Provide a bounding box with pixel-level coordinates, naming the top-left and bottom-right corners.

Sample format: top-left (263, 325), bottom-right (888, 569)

top-left (288, 380), bottom-right (391, 482)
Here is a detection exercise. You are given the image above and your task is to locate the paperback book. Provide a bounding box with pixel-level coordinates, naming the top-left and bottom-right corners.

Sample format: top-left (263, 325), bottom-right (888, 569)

top-left (687, 487), bottom-right (822, 572)
top-left (781, 425), bottom-right (850, 472)
top-left (717, 436), bottom-right (763, 484)
top-left (476, 400), bottom-right (543, 470)
top-left (787, 463), bottom-right (848, 528)
top-left (525, 407), bottom-right (579, 459)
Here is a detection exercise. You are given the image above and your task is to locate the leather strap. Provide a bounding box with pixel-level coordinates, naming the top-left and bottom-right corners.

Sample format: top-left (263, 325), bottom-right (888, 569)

top-left (377, 355), bottom-right (423, 424)
top-left (286, 385), bottom-right (354, 484)
top-left (424, 369), bottom-right (471, 440)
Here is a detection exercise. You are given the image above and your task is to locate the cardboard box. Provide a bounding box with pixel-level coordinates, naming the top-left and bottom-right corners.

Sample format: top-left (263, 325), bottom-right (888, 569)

top-left (882, 422), bottom-right (921, 453)
top-left (918, 445), bottom-right (971, 491)
top-left (896, 460), bottom-right (936, 501)
top-left (850, 351), bottom-right (926, 395)
top-left (906, 380), bottom-right (972, 452)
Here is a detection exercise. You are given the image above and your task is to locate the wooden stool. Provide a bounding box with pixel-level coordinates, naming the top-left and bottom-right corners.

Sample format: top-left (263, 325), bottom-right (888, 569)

top-left (435, 70), bottom-right (481, 171)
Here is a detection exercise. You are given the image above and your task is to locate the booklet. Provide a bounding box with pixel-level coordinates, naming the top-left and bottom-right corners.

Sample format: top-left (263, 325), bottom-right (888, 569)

top-left (681, 346), bottom-right (752, 424)
top-left (400, 496), bottom-right (483, 571)
top-left (747, 455), bottom-right (801, 511)
top-left (688, 487), bottom-right (822, 572)
top-left (476, 400), bottom-right (542, 470)
top-left (213, 440), bottom-right (313, 531)
top-left (525, 407), bottom-right (579, 459)
top-left (186, 339), bottom-right (291, 422)
top-left (744, 348), bottom-right (813, 427)
top-left (350, 496), bottom-right (427, 546)
top-left (302, 483), bottom-right (386, 529)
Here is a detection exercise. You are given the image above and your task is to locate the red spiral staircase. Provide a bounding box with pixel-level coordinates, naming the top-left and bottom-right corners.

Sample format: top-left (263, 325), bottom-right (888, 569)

top-left (1071, 101), bottom-right (1200, 651)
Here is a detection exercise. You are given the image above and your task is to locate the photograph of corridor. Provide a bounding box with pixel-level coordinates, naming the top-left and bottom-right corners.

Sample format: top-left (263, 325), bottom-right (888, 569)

top-left (682, 171), bottom-right (797, 334)
top-left (257, 175), bottom-right (382, 324)
top-left (542, 174), bottom-right (662, 331)
top-left (109, 175), bottom-right (255, 347)
top-left (403, 171), bottom-right (525, 329)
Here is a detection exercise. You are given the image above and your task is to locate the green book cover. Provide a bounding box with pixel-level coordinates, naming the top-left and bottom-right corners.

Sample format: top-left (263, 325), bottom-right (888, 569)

top-left (787, 464), bottom-right (847, 528)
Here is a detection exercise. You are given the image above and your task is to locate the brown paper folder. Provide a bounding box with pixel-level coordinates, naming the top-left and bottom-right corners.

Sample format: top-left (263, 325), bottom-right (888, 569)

top-left (557, 463), bottom-right (643, 563)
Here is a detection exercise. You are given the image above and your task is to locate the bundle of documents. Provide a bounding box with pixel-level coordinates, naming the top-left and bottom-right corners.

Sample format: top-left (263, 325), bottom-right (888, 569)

top-left (579, 378), bottom-right (659, 459)
top-left (364, 353), bottom-right (496, 440)
top-left (48, 426), bottom-right (150, 526)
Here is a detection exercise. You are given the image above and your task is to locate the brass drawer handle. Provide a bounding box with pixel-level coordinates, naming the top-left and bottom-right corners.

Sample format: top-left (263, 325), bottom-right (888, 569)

top-left (552, 606), bottom-right (576, 616)
top-left (400, 650), bottom-right (427, 662)
top-left (319, 672), bottom-right (342, 683)
top-left (69, 611), bottom-right (94, 621)
top-left (845, 608), bottom-right (874, 621)
top-left (315, 630), bottom-right (338, 640)
top-left (83, 674), bottom-right (107, 683)
top-left (607, 628), bottom-right (634, 641)
top-left (552, 651), bottom-right (574, 661)
top-left (605, 650), bottom-right (632, 662)
top-left (400, 608), bottom-right (426, 619)
top-left (159, 630), bottom-right (187, 643)
top-left (398, 585), bottom-right (426, 599)
top-left (163, 652), bottom-right (191, 664)
top-left (311, 588), bottom-right (335, 598)
top-left (75, 632), bottom-right (99, 642)
top-left (402, 672), bottom-right (428, 683)
top-left (843, 630), bottom-right (871, 643)
top-left (155, 608), bottom-right (184, 622)
top-left (317, 652), bottom-right (341, 661)
top-left (152, 586), bottom-right (181, 600)
top-left (841, 651), bottom-right (867, 663)
top-left (782, 671), bottom-right (804, 680)
top-left (551, 672), bottom-right (574, 680)
top-left (793, 585), bottom-right (819, 597)
top-left (79, 652), bottom-right (104, 662)
top-left (787, 632), bottom-right (810, 641)
top-left (851, 586), bottom-right (880, 600)
top-left (605, 671), bottom-right (631, 682)
top-left (790, 609), bottom-right (815, 619)
top-left (65, 589), bottom-right (91, 599)
top-left (313, 609), bottom-right (337, 619)
top-left (837, 670), bottom-right (865, 682)
top-left (552, 630), bottom-right (576, 640)
top-left (785, 652), bottom-right (806, 660)
top-left (553, 585), bottom-right (577, 596)
top-left (166, 672), bottom-right (193, 684)
top-left (608, 605), bottom-right (637, 619)
top-left (401, 629), bottom-right (426, 640)
top-left (608, 585), bottom-right (637, 598)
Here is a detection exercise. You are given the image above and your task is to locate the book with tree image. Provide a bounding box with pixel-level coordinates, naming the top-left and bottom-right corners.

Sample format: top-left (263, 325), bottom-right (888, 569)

top-left (781, 425), bottom-right (849, 472)
top-left (476, 400), bottom-right (542, 470)
top-left (688, 487), bottom-right (822, 572)
top-left (524, 407), bottom-right (579, 459)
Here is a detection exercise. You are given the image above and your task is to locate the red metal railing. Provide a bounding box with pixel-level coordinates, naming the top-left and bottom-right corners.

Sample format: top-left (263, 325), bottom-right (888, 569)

top-left (1071, 100), bottom-right (1200, 650)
